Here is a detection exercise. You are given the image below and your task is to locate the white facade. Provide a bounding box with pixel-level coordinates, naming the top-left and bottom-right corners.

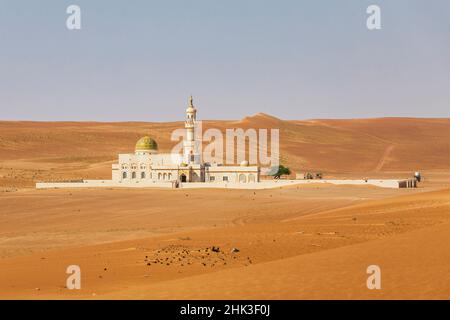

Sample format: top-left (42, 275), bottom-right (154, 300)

top-left (205, 165), bottom-right (258, 184)
top-left (113, 153), bottom-right (184, 183)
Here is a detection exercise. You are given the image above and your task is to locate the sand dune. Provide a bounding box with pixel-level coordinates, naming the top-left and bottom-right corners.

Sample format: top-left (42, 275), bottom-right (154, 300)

top-left (0, 185), bottom-right (449, 299)
top-left (1, 117), bottom-right (450, 299)
top-left (107, 220), bottom-right (450, 300)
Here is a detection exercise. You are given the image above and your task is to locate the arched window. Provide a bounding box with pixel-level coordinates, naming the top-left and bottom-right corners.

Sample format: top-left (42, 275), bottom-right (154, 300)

top-left (158, 173), bottom-right (162, 180)
top-left (168, 173), bottom-right (172, 180)
top-left (163, 173), bottom-right (167, 180)
top-left (122, 172), bottom-right (127, 179)
top-left (248, 174), bottom-right (255, 183)
top-left (141, 172), bottom-right (146, 179)
top-left (239, 174), bottom-right (247, 183)
top-left (132, 172), bottom-right (136, 179)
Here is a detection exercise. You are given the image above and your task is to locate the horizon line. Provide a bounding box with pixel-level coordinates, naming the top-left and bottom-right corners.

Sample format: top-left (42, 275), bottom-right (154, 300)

top-left (1, 114), bottom-right (450, 123)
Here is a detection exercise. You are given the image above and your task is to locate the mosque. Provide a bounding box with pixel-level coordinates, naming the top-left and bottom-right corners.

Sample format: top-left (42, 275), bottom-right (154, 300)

top-left (35, 97), bottom-right (416, 190)
top-left (111, 96), bottom-right (260, 185)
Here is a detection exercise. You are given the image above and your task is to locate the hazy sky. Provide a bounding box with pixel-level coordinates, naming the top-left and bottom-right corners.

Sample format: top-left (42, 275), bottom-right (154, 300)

top-left (0, 0), bottom-right (449, 121)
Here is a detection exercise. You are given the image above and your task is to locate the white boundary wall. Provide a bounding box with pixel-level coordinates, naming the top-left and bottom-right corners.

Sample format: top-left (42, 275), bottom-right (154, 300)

top-left (36, 179), bottom-right (412, 190)
top-left (36, 180), bottom-right (173, 189)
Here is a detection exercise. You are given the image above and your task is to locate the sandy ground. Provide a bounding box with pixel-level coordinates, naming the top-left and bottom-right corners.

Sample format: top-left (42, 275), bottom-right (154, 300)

top-left (0, 118), bottom-right (450, 299)
top-left (0, 181), bottom-right (449, 299)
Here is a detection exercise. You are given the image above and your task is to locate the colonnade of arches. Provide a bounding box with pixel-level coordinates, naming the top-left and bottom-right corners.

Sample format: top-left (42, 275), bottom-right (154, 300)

top-left (122, 171), bottom-right (173, 181)
top-left (238, 173), bottom-right (256, 183)
top-left (157, 172), bottom-right (173, 181)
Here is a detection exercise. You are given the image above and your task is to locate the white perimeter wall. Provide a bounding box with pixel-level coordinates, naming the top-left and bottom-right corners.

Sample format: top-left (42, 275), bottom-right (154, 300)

top-left (36, 179), bottom-right (407, 190)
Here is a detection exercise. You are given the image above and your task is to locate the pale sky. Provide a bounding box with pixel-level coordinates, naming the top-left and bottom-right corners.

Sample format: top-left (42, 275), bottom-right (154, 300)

top-left (0, 0), bottom-right (449, 121)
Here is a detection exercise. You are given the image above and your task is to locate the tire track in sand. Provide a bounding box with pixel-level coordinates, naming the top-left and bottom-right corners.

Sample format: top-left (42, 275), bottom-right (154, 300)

top-left (374, 145), bottom-right (395, 171)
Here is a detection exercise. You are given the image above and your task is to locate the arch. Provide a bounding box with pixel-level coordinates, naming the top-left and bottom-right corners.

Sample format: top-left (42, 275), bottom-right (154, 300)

top-left (180, 174), bottom-right (187, 183)
top-left (158, 173), bottom-right (162, 180)
top-left (122, 172), bottom-right (127, 179)
top-left (239, 174), bottom-right (247, 183)
top-left (132, 172), bottom-right (136, 179)
top-left (168, 173), bottom-right (172, 180)
top-left (163, 173), bottom-right (167, 180)
top-left (141, 172), bottom-right (146, 179)
top-left (248, 174), bottom-right (255, 183)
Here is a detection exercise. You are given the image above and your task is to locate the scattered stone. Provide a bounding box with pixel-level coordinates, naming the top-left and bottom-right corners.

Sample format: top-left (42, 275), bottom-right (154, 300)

top-left (231, 247), bottom-right (240, 253)
top-left (211, 246), bottom-right (220, 253)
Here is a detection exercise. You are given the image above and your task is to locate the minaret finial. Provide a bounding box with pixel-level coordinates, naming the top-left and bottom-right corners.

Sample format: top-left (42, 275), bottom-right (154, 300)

top-left (189, 95), bottom-right (194, 107)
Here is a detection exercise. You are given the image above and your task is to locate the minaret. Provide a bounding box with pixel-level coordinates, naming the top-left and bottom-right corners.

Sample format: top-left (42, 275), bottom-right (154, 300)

top-left (183, 95), bottom-right (198, 164)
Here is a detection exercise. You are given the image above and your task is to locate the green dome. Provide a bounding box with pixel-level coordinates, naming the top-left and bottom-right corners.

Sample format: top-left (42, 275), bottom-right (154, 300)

top-left (135, 136), bottom-right (158, 151)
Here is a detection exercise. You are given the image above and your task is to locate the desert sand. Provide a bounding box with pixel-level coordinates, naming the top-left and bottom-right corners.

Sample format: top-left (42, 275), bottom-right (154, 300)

top-left (0, 116), bottom-right (450, 299)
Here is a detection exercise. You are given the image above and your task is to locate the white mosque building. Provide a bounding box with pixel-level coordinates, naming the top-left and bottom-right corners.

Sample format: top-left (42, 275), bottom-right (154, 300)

top-left (36, 96), bottom-right (265, 190)
top-left (110, 96), bottom-right (260, 186)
